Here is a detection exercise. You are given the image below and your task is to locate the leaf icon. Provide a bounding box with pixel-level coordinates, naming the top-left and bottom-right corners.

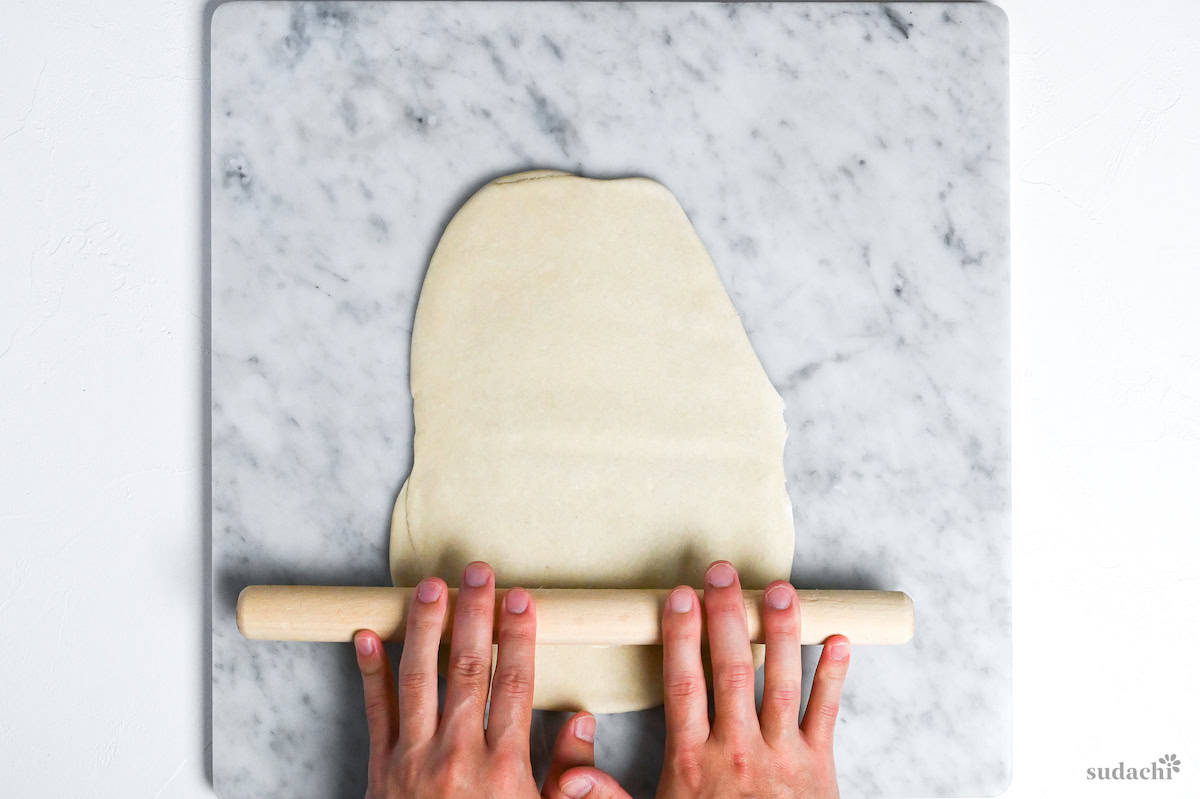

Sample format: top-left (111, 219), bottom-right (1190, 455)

top-left (1159, 756), bottom-right (1167, 763)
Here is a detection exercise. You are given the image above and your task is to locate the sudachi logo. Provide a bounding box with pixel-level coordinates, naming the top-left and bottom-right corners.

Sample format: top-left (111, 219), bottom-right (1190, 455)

top-left (1086, 753), bottom-right (1182, 781)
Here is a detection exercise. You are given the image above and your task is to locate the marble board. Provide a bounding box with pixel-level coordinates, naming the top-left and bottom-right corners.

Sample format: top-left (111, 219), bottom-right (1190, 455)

top-left (210, 2), bottom-right (1010, 797)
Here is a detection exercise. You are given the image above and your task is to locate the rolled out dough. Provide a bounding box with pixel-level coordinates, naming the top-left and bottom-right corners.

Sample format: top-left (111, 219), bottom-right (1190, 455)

top-left (390, 170), bottom-right (794, 712)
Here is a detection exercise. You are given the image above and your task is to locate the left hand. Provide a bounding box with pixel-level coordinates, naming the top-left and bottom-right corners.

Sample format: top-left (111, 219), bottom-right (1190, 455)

top-left (352, 561), bottom-right (605, 799)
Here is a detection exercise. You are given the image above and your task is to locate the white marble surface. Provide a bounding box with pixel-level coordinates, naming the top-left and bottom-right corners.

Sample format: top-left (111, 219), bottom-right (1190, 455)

top-left (210, 3), bottom-right (1009, 797)
top-left (9, 1), bottom-right (1200, 797)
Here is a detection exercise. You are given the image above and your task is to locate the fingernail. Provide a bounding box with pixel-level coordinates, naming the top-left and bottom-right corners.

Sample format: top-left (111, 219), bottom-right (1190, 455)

top-left (766, 584), bottom-right (793, 610)
top-left (505, 588), bottom-right (529, 614)
top-left (706, 561), bottom-right (735, 588)
top-left (354, 633), bottom-right (375, 656)
top-left (416, 579), bottom-right (442, 603)
top-left (561, 777), bottom-right (593, 798)
top-left (464, 562), bottom-right (490, 588)
top-left (668, 587), bottom-right (693, 613)
top-left (574, 714), bottom-right (596, 742)
top-left (828, 639), bottom-right (850, 660)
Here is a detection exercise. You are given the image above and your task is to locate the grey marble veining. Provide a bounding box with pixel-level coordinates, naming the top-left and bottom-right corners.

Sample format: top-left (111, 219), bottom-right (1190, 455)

top-left (210, 3), bottom-right (1010, 797)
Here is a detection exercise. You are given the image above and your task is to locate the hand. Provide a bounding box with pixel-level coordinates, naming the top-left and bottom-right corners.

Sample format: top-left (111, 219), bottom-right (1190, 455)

top-left (353, 561), bottom-right (605, 799)
top-left (552, 561), bottom-right (851, 799)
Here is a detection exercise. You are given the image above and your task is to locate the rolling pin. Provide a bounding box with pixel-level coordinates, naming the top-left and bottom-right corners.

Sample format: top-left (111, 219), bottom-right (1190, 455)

top-left (237, 586), bottom-right (914, 645)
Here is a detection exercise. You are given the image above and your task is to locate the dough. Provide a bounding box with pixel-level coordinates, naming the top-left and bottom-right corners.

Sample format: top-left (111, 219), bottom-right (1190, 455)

top-left (391, 170), bottom-right (794, 712)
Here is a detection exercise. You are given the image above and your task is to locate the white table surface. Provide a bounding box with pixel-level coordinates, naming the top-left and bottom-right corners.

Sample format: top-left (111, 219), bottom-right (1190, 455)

top-left (1, 1), bottom-right (1197, 797)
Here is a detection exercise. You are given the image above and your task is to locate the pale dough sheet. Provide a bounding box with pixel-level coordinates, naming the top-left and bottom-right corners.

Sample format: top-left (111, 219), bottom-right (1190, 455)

top-left (390, 170), bottom-right (794, 712)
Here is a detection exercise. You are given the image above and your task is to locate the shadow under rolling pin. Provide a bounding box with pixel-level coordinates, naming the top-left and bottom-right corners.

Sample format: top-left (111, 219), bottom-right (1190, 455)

top-left (237, 586), bottom-right (914, 646)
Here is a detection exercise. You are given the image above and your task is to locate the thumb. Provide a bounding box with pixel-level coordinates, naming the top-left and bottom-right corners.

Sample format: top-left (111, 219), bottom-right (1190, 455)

top-left (542, 712), bottom-right (596, 799)
top-left (557, 766), bottom-right (633, 799)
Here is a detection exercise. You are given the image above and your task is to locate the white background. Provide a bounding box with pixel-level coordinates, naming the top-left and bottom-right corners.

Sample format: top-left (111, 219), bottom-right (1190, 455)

top-left (1, 0), bottom-right (1196, 796)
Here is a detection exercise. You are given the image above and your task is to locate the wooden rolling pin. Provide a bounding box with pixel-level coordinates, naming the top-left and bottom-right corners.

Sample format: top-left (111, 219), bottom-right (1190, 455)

top-left (237, 586), bottom-right (914, 646)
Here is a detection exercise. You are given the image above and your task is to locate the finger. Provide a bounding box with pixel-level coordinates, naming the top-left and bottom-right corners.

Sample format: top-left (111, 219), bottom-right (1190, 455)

top-left (702, 561), bottom-right (759, 739)
top-left (354, 630), bottom-right (398, 767)
top-left (441, 561), bottom-right (496, 741)
top-left (395, 577), bottom-right (448, 743)
top-left (660, 585), bottom-right (709, 753)
top-left (800, 635), bottom-right (851, 749)
top-left (759, 581), bottom-right (804, 743)
top-left (557, 766), bottom-right (635, 799)
top-left (486, 587), bottom-right (537, 753)
top-left (541, 712), bottom-right (596, 799)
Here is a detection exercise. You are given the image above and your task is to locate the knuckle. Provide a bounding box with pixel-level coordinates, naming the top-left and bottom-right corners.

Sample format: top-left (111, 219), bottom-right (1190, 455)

top-left (766, 679), bottom-right (803, 707)
top-left (807, 756), bottom-right (836, 785)
top-left (492, 665), bottom-right (532, 700)
top-left (498, 622), bottom-right (534, 648)
top-left (725, 746), bottom-right (754, 780)
top-left (456, 601), bottom-right (492, 621)
top-left (715, 661), bottom-right (756, 692)
top-left (394, 750), bottom-right (424, 783)
top-left (815, 700), bottom-right (841, 725)
top-left (664, 624), bottom-right (699, 649)
top-left (408, 610), bottom-right (444, 638)
top-left (396, 668), bottom-right (433, 695)
top-left (450, 651), bottom-right (490, 681)
top-left (363, 695), bottom-right (392, 724)
top-left (706, 599), bottom-right (746, 620)
top-left (443, 736), bottom-right (469, 756)
top-left (431, 766), bottom-right (465, 795)
top-left (669, 748), bottom-right (706, 790)
top-left (767, 751), bottom-right (808, 785)
top-left (490, 747), bottom-right (525, 775)
top-left (439, 740), bottom-right (477, 775)
top-left (664, 673), bottom-right (705, 701)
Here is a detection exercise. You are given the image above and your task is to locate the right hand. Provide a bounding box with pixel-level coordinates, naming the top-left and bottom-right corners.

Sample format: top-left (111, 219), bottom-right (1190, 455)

top-left (553, 561), bottom-right (851, 799)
